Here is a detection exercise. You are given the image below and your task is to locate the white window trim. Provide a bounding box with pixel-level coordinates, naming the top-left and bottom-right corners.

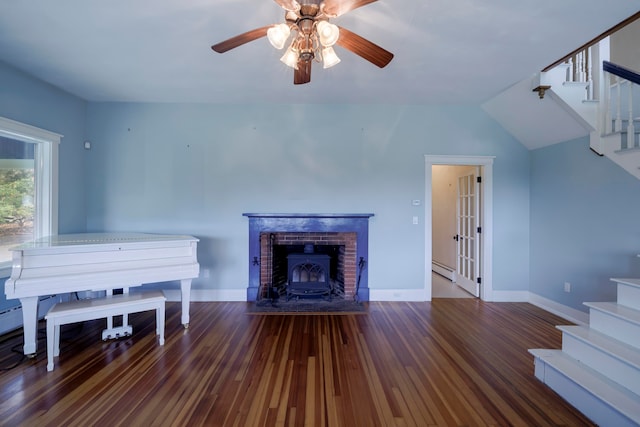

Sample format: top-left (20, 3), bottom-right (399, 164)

top-left (0, 116), bottom-right (61, 277)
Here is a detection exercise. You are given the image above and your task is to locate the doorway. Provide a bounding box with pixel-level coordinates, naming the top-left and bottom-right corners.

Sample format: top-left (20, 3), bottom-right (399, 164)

top-left (424, 155), bottom-right (494, 301)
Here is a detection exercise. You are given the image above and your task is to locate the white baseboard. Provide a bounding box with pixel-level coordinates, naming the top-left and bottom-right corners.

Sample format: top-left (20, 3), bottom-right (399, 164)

top-left (369, 288), bottom-right (427, 301)
top-left (528, 292), bottom-right (589, 325)
top-left (162, 288), bottom-right (246, 302)
top-left (168, 288), bottom-right (429, 302)
top-left (491, 290), bottom-right (530, 302)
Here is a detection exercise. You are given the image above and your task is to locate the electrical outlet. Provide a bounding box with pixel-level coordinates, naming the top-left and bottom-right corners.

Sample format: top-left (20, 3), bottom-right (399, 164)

top-left (564, 282), bottom-right (571, 292)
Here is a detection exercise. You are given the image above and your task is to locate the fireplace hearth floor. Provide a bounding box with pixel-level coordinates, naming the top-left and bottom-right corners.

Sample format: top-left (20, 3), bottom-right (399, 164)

top-left (248, 299), bottom-right (367, 314)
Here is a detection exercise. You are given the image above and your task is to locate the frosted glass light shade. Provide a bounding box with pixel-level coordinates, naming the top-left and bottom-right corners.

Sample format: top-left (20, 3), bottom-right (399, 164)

top-left (316, 21), bottom-right (339, 47)
top-left (267, 24), bottom-right (291, 50)
top-left (322, 47), bottom-right (340, 68)
top-left (280, 46), bottom-right (299, 69)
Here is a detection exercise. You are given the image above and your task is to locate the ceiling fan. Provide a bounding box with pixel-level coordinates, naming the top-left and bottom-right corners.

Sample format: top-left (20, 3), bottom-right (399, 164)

top-left (211, 0), bottom-right (394, 85)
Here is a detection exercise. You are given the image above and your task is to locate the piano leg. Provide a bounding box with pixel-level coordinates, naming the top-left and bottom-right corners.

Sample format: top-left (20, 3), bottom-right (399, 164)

top-left (19, 296), bottom-right (39, 356)
top-left (180, 279), bottom-right (192, 328)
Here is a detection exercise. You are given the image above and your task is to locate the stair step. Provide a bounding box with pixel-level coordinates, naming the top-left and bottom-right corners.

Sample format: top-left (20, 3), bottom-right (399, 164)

top-left (611, 278), bottom-right (640, 310)
top-left (529, 349), bottom-right (640, 427)
top-left (562, 81), bottom-right (589, 89)
top-left (558, 325), bottom-right (640, 395)
top-left (584, 302), bottom-right (640, 349)
top-left (614, 146), bottom-right (640, 155)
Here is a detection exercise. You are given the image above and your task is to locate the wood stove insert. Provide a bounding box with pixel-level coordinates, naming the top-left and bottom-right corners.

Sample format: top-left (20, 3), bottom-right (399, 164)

top-left (286, 248), bottom-right (331, 300)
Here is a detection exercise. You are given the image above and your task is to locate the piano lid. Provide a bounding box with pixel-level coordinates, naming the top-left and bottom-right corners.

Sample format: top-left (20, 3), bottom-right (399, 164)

top-left (9, 232), bottom-right (199, 252)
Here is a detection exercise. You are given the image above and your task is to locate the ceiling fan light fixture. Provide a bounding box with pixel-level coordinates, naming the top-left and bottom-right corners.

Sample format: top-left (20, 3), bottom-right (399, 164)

top-left (211, 0), bottom-right (394, 84)
top-left (316, 21), bottom-right (339, 47)
top-left (322, 46), bottom-right (340, 68)
top-left (267, 23), bottom-right (291, 49)
top-left (280, 45), bottom-right (299, 69)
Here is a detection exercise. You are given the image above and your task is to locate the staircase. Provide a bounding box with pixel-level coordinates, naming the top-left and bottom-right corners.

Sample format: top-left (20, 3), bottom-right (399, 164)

top-left (529, 276), bottom-right (640, 426)
top-left (535, 38), bottom-right (640, 179)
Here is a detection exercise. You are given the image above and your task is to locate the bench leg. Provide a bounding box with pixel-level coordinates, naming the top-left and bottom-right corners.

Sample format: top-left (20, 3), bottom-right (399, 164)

top-left (54, 324), bottom-right (61, 357)
top-left (157, 303), bottom-right (165, 346)
top-left (46, 319), bottom-right (55, 372)
top-left (121, 286), bottom-right (130, 333)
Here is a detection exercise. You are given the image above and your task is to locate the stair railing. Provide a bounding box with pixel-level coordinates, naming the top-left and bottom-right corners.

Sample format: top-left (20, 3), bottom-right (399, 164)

top-left (541, 11), bottom-right (640, 103)
top-left (563, 47), bottom-right (594, 100)
top-left (602, 61), bottom-right (640, 150)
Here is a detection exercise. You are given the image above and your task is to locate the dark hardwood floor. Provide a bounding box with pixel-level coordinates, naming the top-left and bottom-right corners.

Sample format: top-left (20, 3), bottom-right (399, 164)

top-left (0, 299), bottom-right (594, 426)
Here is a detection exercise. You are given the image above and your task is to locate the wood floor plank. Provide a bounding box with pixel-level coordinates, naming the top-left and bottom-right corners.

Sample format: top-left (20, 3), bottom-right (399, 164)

top-left (0, 300), bottom-right (596, 426)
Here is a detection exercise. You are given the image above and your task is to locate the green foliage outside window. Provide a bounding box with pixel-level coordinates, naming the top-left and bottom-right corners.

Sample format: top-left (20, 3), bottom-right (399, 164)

top-left (0, 169), bottom-right (34, 228)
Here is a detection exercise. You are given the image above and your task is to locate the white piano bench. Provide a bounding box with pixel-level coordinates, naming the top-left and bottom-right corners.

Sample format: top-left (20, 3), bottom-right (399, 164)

top-left (45, 290), bottom-right (166, 372)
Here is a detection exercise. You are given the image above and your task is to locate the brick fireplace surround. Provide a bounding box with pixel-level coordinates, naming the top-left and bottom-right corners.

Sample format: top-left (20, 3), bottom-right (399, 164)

top-left (243, 213), bottom-right (374, 302)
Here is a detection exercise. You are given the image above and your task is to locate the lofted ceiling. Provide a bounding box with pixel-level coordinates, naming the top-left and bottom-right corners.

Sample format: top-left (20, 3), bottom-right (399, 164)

top-left (0, 1), bottom-right (639, 107)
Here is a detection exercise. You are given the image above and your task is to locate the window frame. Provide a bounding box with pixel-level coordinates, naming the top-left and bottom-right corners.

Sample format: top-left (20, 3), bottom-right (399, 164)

top-left (0, 116), bottom-right (61, 277)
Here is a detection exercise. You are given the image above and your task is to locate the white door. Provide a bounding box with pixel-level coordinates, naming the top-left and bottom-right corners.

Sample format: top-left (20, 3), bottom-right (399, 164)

top-left (455, 167), bottom-right (480, 297)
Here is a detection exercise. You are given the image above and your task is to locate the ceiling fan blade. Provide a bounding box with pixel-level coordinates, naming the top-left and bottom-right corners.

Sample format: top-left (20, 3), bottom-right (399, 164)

top-left (294, 60), bottom-right (312, 85)
top-left (323, 0), bottom-right (377, 17)
top-left (273, 0), bottom-right (300, 12)
top-left (211, 26), bottom-right (271, 53)
top-left (335, 26), bottom-right (393, 68)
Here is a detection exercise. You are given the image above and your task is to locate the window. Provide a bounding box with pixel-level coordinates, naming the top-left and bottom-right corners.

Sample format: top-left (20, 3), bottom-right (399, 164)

top-left (0, 117), bottom-right (60, 277)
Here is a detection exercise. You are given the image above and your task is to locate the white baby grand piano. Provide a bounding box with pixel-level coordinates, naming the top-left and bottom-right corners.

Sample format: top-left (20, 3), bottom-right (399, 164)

top-left (4, 232), bottom-right (199, 356)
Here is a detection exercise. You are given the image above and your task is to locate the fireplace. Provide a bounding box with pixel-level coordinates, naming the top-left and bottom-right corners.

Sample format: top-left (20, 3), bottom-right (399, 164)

top-left (243, 213), bottom-right (373, 302)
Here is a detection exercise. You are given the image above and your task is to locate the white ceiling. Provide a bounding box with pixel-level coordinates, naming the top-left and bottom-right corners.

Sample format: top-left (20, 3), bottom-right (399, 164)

top-left (0, 1), bottom-right (639, 106)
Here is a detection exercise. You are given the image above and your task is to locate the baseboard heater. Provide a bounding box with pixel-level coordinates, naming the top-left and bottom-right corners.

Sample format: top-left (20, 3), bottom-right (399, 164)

top-left (432, 261), bottom-right (457, 282)
top-left (0, 295), bottom-right (59, 336)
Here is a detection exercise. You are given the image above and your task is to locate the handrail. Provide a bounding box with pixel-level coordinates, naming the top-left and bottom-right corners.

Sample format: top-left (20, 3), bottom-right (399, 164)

top-left (542, 11), bottom-right (640, 72)
top-left (603, 61), bottom-right (640, 86)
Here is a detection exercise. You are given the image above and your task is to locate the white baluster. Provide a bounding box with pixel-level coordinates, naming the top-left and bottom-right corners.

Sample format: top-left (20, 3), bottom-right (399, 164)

top-left (615, 75), bottom-right (622, 133)
top-left (577, 51), bottom-right (586, 83)
top-left (587, 46), bottom-right (593, 100)
top-left (604, 71), bottom-right (612, 134)
top-left (628, 81), bottom-right (635, 150)
top-left (567, 57), bottom-right (574, 82)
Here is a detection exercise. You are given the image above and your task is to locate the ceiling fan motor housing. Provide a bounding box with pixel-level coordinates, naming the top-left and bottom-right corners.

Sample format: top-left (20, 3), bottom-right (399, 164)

top-left (297, 18), bottom-right (316, 61)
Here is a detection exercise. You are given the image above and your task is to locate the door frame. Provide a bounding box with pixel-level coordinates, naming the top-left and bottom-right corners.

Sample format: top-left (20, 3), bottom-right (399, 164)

top-left (424, 155), bottom-right (494, 301)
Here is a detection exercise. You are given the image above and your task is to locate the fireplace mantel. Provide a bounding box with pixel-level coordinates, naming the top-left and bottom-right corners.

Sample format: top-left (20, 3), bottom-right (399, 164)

top-left (243, 213), bottom-right (374, 301)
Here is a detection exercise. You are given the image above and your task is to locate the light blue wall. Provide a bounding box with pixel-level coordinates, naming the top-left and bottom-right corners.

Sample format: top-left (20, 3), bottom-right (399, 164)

top-left (0, 61), bottom-right (87, 310)
top-left (85, 103), bottom-right (531, 296)
top-left (0, 61), bottom-right (87, 233)
top-left (1, 60), bottom-right (532, 304)
top-left (6, 53), bottom-right (639, 317)
top-left (530, 136), bottom-right (640, 312)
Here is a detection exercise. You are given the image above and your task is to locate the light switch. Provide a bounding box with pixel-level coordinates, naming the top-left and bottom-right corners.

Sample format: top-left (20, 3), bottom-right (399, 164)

top-left (412, 216), bottom-right (419, 225)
